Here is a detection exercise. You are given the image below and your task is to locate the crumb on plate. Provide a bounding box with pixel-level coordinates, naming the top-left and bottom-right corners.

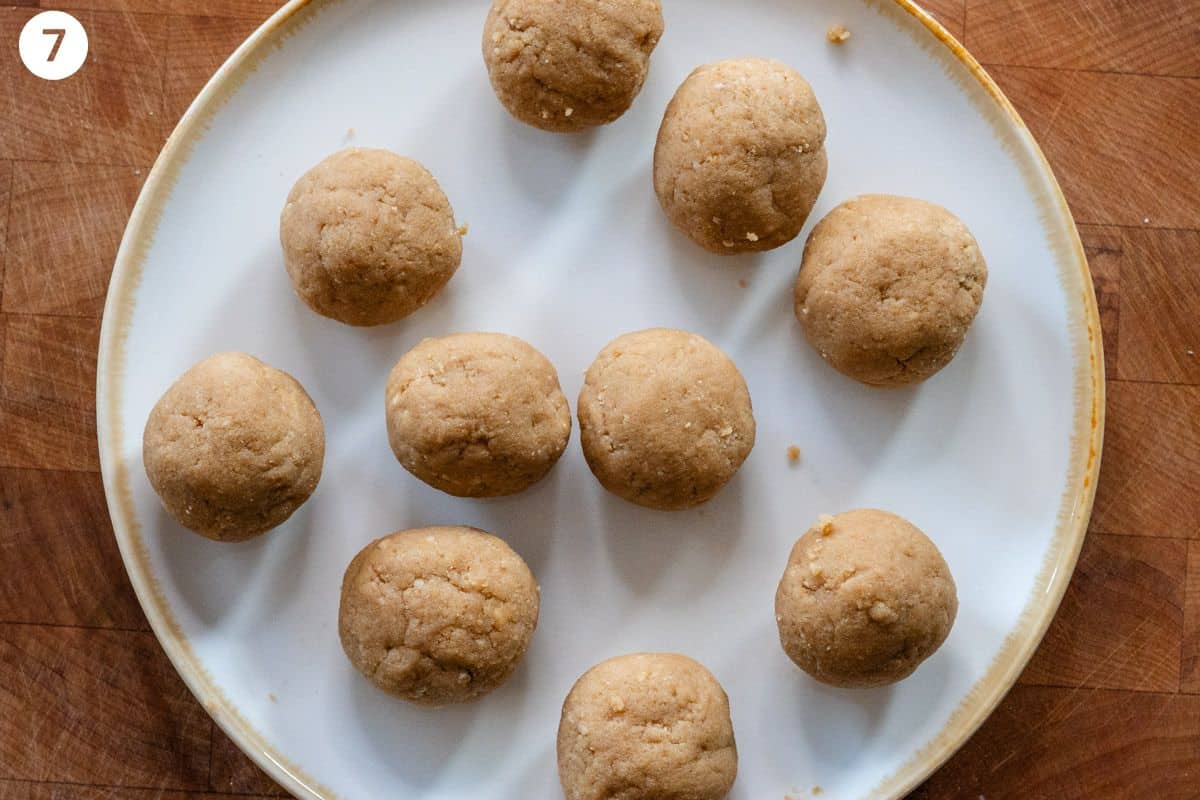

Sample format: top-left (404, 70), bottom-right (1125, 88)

top-left (827, 24), bottom-right (851, 44)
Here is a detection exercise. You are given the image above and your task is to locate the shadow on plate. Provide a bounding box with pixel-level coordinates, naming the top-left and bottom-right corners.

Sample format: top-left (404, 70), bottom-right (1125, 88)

top-left (460, 459), bottom-right (587, 576)
top-left (781, 310), bottom-right (920, 466)
top-left (155, 497), bottom-right (317, 628)
top-left (597, 467), bottom-right (748, 595)
top-left (344, 650), bottom-right (534, 792)
top-left (500, 106), bottom-right (599, 209)
top-left (600, 165), bottom-right (764, 338)
top-left (192, 239), bottom-right (467, 421)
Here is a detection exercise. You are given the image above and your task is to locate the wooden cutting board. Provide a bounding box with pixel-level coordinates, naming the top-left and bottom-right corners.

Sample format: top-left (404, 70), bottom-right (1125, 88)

top-left (0, 1), bottom-right (1197, 797)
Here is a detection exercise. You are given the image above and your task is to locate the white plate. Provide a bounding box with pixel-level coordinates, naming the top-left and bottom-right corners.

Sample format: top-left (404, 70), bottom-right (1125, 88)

top-left (97, 1), bottom-right (1103, 798)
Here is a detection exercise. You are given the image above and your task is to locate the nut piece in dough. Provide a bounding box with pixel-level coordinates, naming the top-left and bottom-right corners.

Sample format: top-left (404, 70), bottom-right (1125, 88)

top-left (280, 148), bottom-right (463, 326)
top-left (794, 194), bottom-right (988, 386)
top-left (557, 652), bottom-right (737, 800)
top-left (142, 352), bottom-right (324, 542)
top-left (654, 57), bottom-right (828, 254)
top-left (774, 509), bottom-right (957, 688)
top-left (338, 526), bottom-right (540, 704)
top-left (385, 332), bottom-right (571, 497)
top-left (577, 328), bottom-right (755, 511)
top-left (482, 0), bottom-right (664, 132)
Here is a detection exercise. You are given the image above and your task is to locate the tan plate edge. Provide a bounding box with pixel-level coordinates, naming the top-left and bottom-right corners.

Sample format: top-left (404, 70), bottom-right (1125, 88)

top-left (95, 2), bottom-right (1105, 798)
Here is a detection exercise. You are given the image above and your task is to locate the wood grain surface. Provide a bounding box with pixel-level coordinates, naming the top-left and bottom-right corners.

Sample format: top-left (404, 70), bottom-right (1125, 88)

top-left (0, 1), bottom-right (1197, 797)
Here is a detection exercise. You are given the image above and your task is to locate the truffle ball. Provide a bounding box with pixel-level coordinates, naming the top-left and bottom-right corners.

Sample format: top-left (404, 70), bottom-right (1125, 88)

top-left (142, 352), bottom-right (324, 542)
top-left (794, 194), bottom-right (988, 386)
top-left (557, 653), bottom-right (737, 800)
top-left (385, 332), bottom-right (571, 497)
top-left (774, 509), bottom-right (958, 688)
top-left (280, 148), bottom-right (463, 326)
top-left (654, 57), bottom-right (828, 254)
top-left (338, 526), bottom-right (540, 704)
top-left (577, 328), bottom-right (754, 510)
top-left (482, 0), bottom-right (664, 132)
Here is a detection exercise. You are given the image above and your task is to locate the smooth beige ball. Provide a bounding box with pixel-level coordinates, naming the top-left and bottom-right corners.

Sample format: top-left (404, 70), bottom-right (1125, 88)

top-left (385, 332), bottom-right (571, 497)
top-left (142, 352), bottom-right (324, 542)
top-left (794, 194), bottom-right (988, 386)
top-left (280, 148), bottom-right (463, 326)
top-left (774, 509), bottom-right (958, 688)
top-left (482, 0), bottom-right (664, 132)
top-left (654, 57), bottom-right (828, 254)
top-left (557, 653), bottom-right (737, 800)
top-left (338, 526), bottom-right (540, 704)
top-left (578, 328), bottom-right (755, 511)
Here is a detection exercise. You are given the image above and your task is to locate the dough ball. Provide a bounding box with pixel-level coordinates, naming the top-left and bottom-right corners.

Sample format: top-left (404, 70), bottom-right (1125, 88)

top-left (654, 57), bottom-right (828, 254)
top-left (385, 332), bottom-right (571, 497)
top-left (578, 328), bottom-right (754, 511)
top-left (142, 352), bottom-right (324, 542)
top-left (557, 653), bottom-right (737, 800)
top-left (338, 526), bottom-right (540, 704)
top-left (794, 194), bottom-right (988, 386)
top-left (280, 148), bottom-right (463, 326)
top-left (774, 509), bottom-right (957, 688)
top-left (482, 0), bottom-right (664, 132)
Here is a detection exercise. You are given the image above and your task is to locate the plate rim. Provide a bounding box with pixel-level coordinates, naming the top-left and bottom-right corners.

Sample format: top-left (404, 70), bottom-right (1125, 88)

top-left (95, 1), bottom-right (1105, 798)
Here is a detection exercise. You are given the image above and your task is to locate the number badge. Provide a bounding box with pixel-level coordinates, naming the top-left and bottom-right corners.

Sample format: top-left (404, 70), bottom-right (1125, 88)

top-left (19, 11), bottom-right (88, 81)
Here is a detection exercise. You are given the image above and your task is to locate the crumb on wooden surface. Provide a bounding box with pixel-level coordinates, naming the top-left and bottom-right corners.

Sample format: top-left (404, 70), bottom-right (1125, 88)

top-left (826, 24), bottom-right (850, 44)
top-left (739, 278), bottom-right (749, 288)
top-left (787, 444), bottom-right (801, 463)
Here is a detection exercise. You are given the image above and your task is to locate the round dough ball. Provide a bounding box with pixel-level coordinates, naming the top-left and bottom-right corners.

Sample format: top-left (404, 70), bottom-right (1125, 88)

top-left (339, 526), bottom-right (540, 704)
top-left (794, 194), bottom-right (988, 386)
top-left (654, 57), bottom-right (828, 254)
top-left (774, 509), bottom-right (957, 688)
top-left (142, 352), bottom-right (324, 542)
top-left (578, 328), bottom-right (754, 511)
top-left (557, 653), bottom-right (737, 800)
top-left (280, 148), bottom-right (463, 326)
top-left (385, 332), bottom-right (571, 497)
top-left (482, 0), bottom-right (664, 132)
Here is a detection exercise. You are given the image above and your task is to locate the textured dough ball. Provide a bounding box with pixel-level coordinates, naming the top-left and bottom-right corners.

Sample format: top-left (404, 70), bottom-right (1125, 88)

top-left (338, 526), bottom-right (540, 704)
top-left (385, 332), bottom-right (571, 497)
top-left (482, 0), bottom-right (664, 132)
top-left (794, 194), bottom-right (988, 386)
top-left (654, 58), bottom-right (828, 254)
top-left (558, 653), bottom-right (737, 800)
top-left (774, 509), bottom-right (957, 688)
top-left (578, 328), bottom-right (754, 511)
top-left (280, 148), bottom-right (463, 326)
top-left (142, 353), bottom-right (324, 542)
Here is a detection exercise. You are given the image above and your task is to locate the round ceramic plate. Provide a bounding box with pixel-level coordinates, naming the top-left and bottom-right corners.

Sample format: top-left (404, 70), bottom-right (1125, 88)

top-left (97, 1), bottom-right (1102, 797)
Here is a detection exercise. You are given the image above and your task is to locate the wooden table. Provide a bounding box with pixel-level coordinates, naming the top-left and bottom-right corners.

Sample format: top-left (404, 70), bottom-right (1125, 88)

top-left (0, 1), bottom-right (1197, 797)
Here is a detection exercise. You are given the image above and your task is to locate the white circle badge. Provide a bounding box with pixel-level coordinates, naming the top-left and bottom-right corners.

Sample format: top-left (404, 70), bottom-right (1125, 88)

top-left (19, 11), bottom-right (88, 81)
